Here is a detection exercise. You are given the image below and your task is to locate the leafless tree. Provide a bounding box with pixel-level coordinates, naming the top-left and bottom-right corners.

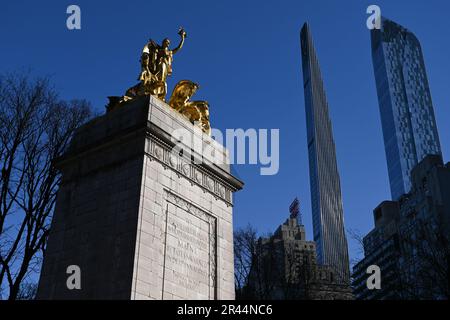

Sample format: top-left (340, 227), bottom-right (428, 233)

top-left (16, 282), bottom-right (38, 300)
top-left (347, 228), bottom-right (365, 268)
top-left (233, 224), bottom-right (258, 299)
top-left (397, 216), bottom-right (450, 299)
top-left (234, 226), bottom-right (279, 299)
top-left (0, 72), bottom-right (93, 300)
top-left (250, 235), bottom-right (280, 299)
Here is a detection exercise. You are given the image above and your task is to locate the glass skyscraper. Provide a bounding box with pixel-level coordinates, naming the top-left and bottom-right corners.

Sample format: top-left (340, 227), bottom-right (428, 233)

top-left (371, 18), bottom-right (442, 200)
top-left (300, 23), bottom-right (350, 284)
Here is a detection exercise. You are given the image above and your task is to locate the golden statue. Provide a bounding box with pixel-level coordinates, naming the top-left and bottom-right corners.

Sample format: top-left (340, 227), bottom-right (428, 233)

top-left (107, 28), bottom-right (211, 135)
top-left (138, 28), bottom-right (186, 100)
top-left (169, 80), bottom-right (210, 135)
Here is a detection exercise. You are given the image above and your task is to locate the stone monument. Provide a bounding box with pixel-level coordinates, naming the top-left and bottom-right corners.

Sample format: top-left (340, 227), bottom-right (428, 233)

top-left (36, 29), bottom-right (243, 300)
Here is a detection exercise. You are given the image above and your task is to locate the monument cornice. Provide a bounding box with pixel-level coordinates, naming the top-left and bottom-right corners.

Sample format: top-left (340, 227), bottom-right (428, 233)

top-left (147, 133), bottom-right (236, 206)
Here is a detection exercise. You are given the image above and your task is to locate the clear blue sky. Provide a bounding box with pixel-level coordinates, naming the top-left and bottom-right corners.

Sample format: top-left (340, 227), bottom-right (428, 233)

top-left (2, 0), bottom-right (449, 264)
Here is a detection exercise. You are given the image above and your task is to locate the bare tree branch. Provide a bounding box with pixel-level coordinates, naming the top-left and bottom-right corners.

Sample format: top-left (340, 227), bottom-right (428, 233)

top-left (0, 71), bottom-right (93, 300)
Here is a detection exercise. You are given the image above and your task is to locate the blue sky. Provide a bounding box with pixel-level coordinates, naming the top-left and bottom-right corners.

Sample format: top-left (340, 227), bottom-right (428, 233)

top-left (2, 0), bottom-right (449, 265)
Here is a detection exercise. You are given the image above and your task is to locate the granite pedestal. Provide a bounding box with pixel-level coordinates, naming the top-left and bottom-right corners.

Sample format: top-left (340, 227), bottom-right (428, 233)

top-left (36, 96), bottom-right (243, 300)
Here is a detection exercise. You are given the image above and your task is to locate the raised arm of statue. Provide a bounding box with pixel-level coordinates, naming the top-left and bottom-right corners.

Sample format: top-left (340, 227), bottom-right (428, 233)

top-left (172, 27), bottom-right (187, 54)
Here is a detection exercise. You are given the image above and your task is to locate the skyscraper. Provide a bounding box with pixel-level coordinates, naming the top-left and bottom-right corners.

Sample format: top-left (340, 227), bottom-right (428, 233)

top-left (300, 23), bottom-right (350, 284)
top-left (352, 155), bottom-right (450, 299)
top-left (371, 18), bottom-right (442, 200)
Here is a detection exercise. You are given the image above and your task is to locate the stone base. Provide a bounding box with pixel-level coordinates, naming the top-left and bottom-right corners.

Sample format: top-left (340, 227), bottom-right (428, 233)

top-left (36, 96), bottom-right (243, 300)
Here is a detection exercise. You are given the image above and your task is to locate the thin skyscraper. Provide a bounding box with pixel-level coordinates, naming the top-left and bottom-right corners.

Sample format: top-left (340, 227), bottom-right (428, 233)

top-left (371, 17), bottom-right (442, 200)
top-left (300, 23), bottom-right (350, 284)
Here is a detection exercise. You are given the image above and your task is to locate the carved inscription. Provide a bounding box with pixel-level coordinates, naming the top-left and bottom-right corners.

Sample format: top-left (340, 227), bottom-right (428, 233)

top-left (163, 203), bottom-right (212, 298)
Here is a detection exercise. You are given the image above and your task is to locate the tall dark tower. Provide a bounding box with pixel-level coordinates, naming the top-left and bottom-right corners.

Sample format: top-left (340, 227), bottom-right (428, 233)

top-left (371, 18), bottom-right (442, 200)
top-left (300, 23), bottom-right (350, 283)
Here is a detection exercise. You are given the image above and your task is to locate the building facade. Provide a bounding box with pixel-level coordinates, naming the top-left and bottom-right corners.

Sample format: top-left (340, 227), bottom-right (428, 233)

top-left (300, 23), bottom-right (350, 283)
top-left (352, 155), bottom-right (450, 299)
top-left (248, 214), bottom-right (353, 300)
top-left (371, 18), bottom-right (442, 200)
top-left (352, 201), bottom-right (402, 300)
